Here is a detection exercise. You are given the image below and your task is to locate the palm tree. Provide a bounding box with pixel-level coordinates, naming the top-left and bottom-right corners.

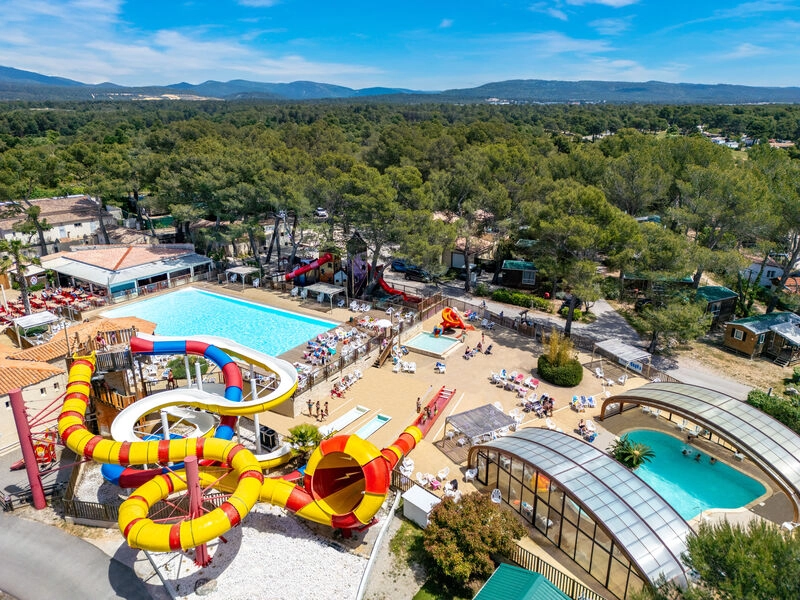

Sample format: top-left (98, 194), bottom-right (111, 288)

top-left (608, 434), bottom-right (655, 470)
top-left (0, 238), bottom-right (41, 315)
top-left (285, 423), bottom-right (323, 462)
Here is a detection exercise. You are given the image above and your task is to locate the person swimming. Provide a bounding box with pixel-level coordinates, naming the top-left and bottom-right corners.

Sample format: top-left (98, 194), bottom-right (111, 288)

top-left (694, 453), bottom-right (702, 462)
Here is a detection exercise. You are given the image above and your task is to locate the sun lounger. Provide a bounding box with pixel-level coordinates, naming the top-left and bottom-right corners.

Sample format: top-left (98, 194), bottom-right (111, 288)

top-left (585, 396), bottom-right (596, 408)
top-left (546, 418), bottom-right (557, 430)
top-left (480, 318), bottom-right (495, 330)
top-left (514, 373), bottom-right (525, 385)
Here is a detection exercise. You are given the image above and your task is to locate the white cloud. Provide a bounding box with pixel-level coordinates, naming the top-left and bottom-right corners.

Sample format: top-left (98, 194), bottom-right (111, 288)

top-left (566, 0), bottom-right (639, 7)
top-left (439, 18), bottom-right (453, 28)
top-left (529, 3), bottom-right (568, 21)
top-left (589, 17), bottom-right (632, 35)
top-left (720, 43), bottom-right (770, 59)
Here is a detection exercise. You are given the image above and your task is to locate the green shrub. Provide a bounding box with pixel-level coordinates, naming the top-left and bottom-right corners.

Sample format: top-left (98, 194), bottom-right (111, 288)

top-left (747, 389), bottom-right (800, 433)
top-left (600, 276), bottom-right (621, 300)
top-left (559, 306), bottom-right (582, 320)
top-left (473, 283), bottom-right (491, 297)
top-left (490, 288), bottom-right (532, 308)
top-left (537, 354), bottom-right (584, 387)
top-left (530, 296), bottom-right (553, 313)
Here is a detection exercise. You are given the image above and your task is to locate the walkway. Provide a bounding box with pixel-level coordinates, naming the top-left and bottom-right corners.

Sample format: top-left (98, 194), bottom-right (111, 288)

top-left (0, 513), bottom-right (151, 600)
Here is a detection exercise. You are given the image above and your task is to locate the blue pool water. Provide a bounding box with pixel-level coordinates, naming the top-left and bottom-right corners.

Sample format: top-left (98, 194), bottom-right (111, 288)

top-left (626, 429), bottom-right (766, 520)
top-left (102, 288), bottom-right (336, 356)
top-left (404, 332), bottom-right (460, 357)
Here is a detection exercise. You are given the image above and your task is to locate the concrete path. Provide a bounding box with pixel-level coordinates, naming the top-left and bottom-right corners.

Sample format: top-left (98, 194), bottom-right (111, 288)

top-left (0, 513), bottom-right (151, 600)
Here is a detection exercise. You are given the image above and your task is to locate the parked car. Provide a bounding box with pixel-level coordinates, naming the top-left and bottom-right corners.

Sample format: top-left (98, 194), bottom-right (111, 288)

top-left (455, 265), bottom-right (482, 280)
top-left (404, 267), bottom-right (433, 282)
top-left (391, 258), bottom-right (413, 272)
top-left (314, 207), bottom-right (328, 218)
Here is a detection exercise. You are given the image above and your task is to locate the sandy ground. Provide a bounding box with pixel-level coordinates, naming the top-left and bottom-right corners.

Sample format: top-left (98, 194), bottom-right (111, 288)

top-left (4, 280), bottom-right (794, 599)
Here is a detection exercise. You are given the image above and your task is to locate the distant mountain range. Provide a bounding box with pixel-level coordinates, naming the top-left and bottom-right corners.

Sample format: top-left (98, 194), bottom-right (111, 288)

top-left (2, 65), bottom-right (800, 104)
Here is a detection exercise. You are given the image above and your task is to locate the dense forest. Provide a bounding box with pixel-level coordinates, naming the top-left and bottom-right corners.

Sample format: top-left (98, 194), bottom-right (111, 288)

top-left (1, 100), bottom-right (800, 349)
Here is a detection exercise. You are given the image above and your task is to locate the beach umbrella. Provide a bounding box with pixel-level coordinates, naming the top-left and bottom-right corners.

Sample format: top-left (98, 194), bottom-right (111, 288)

top-left (374, 319), bottom-right (393, 329)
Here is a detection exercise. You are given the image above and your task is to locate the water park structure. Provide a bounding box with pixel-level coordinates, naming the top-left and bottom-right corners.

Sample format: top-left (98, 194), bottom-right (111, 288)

top-left (440, 307), bottom-right (475, 331)
top-left (56, 332), bottom-right (424, 563)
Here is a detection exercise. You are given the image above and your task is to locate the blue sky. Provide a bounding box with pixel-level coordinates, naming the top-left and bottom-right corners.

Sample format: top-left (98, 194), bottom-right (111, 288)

top-left (1, 1), bottom-right (799, 89)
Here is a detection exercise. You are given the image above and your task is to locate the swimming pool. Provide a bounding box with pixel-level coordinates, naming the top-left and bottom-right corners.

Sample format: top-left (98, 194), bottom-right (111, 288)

top-left (404, 332), bottom-right (461, 358)
top-left (626, 429), bottom-right (766, 520)
top-left (102, 288), bottom-right (337, 356)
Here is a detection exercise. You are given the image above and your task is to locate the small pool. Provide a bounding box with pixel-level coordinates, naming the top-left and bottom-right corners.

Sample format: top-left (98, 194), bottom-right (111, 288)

top-left (404, 332), bottom-right (461, 358)
top-left (355, 414), bottom-right (391, 439)
top-left (102, 288), bottom-right (337, 356)
top-left (626, 429), bottom-right (766, 520)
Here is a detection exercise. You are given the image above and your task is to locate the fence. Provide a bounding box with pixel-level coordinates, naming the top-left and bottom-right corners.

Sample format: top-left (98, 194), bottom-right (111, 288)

top-left (388, 470), bottom-right (607, 600)
top-left (510, 545), bottom-right (607, 600)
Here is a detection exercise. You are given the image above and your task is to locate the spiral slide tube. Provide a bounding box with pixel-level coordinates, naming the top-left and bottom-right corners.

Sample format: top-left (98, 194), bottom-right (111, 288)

top-left (441, 307), bottom-right (474, 330)
top-left (285, 252), bottom-right (333, 281)
top-left (60, 335), bottom-right (425, 553)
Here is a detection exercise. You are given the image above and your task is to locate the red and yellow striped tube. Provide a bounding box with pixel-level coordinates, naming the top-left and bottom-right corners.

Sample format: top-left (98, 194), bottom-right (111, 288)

top-left (58, 354), bottom-right (264, 551)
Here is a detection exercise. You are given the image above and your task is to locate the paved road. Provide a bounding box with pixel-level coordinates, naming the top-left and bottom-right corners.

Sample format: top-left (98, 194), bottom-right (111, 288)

top-left (0, 513), bottom-right (151, 600)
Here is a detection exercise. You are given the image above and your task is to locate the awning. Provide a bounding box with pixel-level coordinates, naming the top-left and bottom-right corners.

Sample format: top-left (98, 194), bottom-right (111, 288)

top-left (225, 266), bottom-right (259, 277)
top-left (305, 283), bottom-right (344, 297)
top-left (12, 311), bottom-right (60, 330)
top-left (445, 404), bottom-right (516, 441)
top-left (593, 339), bottom-right (651, 367)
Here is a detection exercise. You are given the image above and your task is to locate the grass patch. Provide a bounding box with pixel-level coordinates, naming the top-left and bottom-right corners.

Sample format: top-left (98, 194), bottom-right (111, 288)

top-left (413, 580), bottom-right (472, 600)
top-left (389, 519), bottom-right (425, 562)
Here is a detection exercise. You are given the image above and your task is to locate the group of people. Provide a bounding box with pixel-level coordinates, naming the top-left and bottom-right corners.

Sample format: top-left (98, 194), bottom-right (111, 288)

top-left (417, 397), bottom-right (438, 427)
top-left (307, 399), bottom-right (329, 421)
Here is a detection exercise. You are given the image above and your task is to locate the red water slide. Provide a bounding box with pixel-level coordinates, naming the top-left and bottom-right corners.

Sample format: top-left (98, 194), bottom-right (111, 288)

top-left (285, 253), bottom-right (333, 281)
top-left (377, 276), bottom-right (422, 303)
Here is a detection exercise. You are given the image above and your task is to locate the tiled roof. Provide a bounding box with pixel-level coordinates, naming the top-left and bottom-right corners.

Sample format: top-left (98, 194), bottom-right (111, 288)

top-left (41, 244), bottom-right (195, 271)
top-left (5, 316), bottom-right (156, 363)
top-left (0, 356), bottom-right (63, 395)
top-left (0, 195), bottom-right (100, 231)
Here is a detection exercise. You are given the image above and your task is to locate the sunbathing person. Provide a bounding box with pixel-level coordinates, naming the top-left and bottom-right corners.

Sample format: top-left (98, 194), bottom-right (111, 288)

top-left (476, 341), bottom-right (483, 352)
top-left (484, 344), bottom-right (493, 355)
top-left (463, 346), bottom-right (471, 359)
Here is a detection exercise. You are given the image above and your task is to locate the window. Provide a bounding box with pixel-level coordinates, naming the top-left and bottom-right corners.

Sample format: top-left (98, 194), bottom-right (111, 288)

top-left (758, 333), bottom-right (765, 344)
top-left (766, 269), bottom-right (776, 278)
top-left (522, 270), bottom-right (536, 285)
top-left (40, 387), bottom-right (47, 396)
top-left (53, 382), bottom-right (60, 390)
top-left (74, 222), bottom-right (83, 228)
top-left (4, 399), bottom-right (10, 409)
top-left (733, 329), bottom-right (744, 341)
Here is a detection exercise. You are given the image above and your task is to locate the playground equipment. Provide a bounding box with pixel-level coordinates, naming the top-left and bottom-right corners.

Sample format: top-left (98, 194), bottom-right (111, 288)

top-left (440, 307), bottom-right (475, 331)
top-left (377, 276), bottom-right (422, 303)
top-left (285, 253), bottom-right (333, 281)
top-left (58, 333), bottom-right (423, 557)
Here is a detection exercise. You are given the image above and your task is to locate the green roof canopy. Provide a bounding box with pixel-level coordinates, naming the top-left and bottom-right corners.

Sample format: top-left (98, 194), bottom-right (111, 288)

top-left (696, 285), bottom-right (737, 303)
top-left (501, 260), bottom-right (536, 271)
top-left (474, 564), bottom-right (569, 600)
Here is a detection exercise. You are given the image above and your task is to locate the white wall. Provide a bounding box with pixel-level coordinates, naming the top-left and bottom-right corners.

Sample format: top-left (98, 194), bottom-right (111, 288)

top-left (0, 373), bottom-right (68, 456)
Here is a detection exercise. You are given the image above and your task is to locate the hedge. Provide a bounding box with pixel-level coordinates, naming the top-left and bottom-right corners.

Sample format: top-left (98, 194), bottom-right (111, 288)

top-left (537, 355), bottom-right (584, 387)
top-left (747, 389), bottom-right (800, 433)
top-left (491, 289), bottom-right (553, 313)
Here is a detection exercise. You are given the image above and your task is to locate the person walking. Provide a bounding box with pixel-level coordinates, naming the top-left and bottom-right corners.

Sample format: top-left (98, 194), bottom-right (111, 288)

top-left (307, 399), bottom-right (314, 417)
top-left (416, 397), bottom-right (422, 413)
top-left (315, 401), bottom-right (321, 421)
top-left (323, 401), bottom-right (329, 419)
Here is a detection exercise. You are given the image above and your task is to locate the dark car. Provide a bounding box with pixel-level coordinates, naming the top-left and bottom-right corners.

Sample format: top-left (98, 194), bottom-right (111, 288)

top-left (456, 265), bottom-right (482, 280)
top-left (404, 267), bottom-right (432, 282)
top-left (391, 258), bottom-right (413, 272)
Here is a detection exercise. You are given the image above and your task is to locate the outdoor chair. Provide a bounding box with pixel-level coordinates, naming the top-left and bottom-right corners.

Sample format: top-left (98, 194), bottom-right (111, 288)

top-left (437, 467), bottom-right (450, 481)
top-left (490, 488), bottom-right (502, 504)
top-left (300, 288), bottom-right (308, 299)
top-left (618, 374), bottom-right (628, 385)
top-left (464, 468), bottom-right (477, 482)
top-left (595, 367), bottom-right (604, 379)
top-left (545, 418), bottom-right (557, 430)
top-left (416, 472), bottom-right (428, 486)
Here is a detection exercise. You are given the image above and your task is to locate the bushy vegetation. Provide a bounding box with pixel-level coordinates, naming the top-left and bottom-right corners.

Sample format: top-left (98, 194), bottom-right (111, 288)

top-left (422, 493), bottom-right (525, 590)
top-left (490, 288), bottom-right (553, 312)
top-left (285, 423), bottom-right (323, 461)
top-left (634, 520), bottom-right (800, 600)
top-left (537, 330), bottom-right (583, 386)
top-left (559, 306), bottom-right (582, 320)
top-left (747, 389), bottom-right (800, 433)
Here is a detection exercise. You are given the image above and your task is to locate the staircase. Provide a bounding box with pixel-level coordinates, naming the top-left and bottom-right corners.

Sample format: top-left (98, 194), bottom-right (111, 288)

top-left (373, 336), bottom-right (396, 368)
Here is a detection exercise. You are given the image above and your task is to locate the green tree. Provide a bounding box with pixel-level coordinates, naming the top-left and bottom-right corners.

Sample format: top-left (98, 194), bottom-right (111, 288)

top-left (422, 492), bottom-right (525, 588)
top-left (682, 520), bottom-right (800, 600)
top-left (607, 434), bottom-right (655, 470)
top-left (0, 238), bottom-right (41, 315)
top-left (636, 298), bottom-right (712, 354)
top-left (285, 423), bottom-right (323, 462)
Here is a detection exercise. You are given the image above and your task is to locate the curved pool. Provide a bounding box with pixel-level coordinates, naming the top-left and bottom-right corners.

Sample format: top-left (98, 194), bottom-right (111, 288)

top-left (625, 429), bottom-right (766, 520)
